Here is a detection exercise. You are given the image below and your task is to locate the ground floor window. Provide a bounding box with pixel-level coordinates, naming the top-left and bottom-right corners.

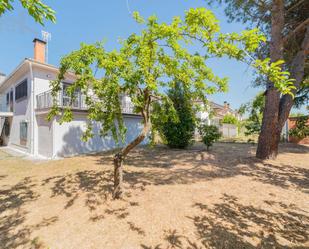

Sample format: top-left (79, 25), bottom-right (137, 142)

top-left (20, 121), bottom-right (28, 146)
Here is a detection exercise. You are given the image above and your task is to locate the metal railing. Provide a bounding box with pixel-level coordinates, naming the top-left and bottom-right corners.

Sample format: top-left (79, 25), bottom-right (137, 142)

top-left (36, 90), bottom-right (135, 114)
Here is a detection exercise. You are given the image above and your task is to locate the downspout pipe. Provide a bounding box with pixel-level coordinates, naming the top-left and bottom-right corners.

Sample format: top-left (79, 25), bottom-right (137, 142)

top-left (29, 61), bottom-right (35, 155)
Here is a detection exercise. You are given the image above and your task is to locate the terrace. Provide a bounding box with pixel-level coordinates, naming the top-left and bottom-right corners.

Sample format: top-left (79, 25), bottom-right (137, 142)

top-left (35, 90), bottom-right (136, 114)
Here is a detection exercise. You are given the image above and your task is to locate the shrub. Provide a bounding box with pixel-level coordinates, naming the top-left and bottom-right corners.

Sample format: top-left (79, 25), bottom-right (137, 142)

top-left (199, 124), bottom-right (221, 150)
top-left (289, 116), bottom-right (309, 139)
top-left (154, 82), bottom-right (196, 149)
top-left (221, 114), bottom-right (238, 125)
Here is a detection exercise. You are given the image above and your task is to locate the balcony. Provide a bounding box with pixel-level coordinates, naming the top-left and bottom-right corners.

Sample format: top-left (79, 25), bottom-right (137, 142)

top-left (36, 90), bottom-right (136, 115)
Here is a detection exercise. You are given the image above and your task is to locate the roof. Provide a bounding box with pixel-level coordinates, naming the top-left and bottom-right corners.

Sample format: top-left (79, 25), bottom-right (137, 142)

top-left (0, 58), bottom-right (73, 92)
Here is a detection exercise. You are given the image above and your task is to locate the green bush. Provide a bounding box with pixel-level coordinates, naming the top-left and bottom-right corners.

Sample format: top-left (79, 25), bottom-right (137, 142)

top-left (221, 114), bottom-right (238, 125)
top-left (199, 124), bottom-right (221, 150)
top-left (289, 116), bottom-right (309, 139)
top-left (155, 82), bottom-right (196, 149)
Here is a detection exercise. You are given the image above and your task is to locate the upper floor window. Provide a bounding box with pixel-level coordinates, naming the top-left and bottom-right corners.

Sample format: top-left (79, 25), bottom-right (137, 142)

top-left (15, 79), bottom-right (28, 101)
top-left (6, 89), bottom-right (13, 112)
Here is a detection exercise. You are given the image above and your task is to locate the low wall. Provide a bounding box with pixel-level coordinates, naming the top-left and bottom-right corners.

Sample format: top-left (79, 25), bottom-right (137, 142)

top-left (221, 124), bottom-right (237, 138)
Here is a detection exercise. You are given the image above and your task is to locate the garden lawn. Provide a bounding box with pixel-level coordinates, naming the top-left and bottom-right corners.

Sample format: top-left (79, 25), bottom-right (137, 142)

top-left (0, 143), bottom-right (308, 249)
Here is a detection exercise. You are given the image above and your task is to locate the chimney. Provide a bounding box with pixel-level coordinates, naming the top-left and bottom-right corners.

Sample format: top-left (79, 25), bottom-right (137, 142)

top-left (33, 38), bottom-right (46, 63)
top-left (227, 103), bottom-right (230, 109)
top-left (224, 101), bottom-right (228, 109)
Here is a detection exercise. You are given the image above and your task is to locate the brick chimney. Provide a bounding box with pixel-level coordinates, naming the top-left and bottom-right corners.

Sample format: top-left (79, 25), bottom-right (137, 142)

top-left (224, 101), bottom-right (228, 109)
top-left (33, 38), bottom-right (46, 63)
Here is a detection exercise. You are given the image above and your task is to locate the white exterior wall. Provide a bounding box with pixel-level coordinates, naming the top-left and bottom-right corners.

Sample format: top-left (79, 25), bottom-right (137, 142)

top-left (33, 67), bottom-right (75, 156)
top-left (1, 60), bottom-right (148, 158)
top-left (37, 115), bottom-right (53, 157)
top-left (3, 72), bottom-right (32, 153)
top-left (0, 94), bottom-right (6, 112)
top-left (52, 112), bottom-right (146, 158)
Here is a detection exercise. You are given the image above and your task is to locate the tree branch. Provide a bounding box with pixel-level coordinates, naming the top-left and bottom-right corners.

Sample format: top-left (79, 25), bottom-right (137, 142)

top-left (286, 0), bottom-right (305, 12)
top-left (283, 18), bottom-right (309, 44)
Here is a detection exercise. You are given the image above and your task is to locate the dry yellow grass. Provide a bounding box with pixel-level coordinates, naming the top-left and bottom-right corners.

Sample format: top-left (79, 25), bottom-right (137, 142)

top-left (0, 143), bottom-right (308, 249)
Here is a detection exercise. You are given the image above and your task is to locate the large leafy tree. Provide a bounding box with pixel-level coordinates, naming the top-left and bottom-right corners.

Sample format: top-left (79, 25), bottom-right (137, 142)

top-left (0, 0), bottom-right (55, 24)
top-left (153, 82), bottom-right (196, 149)
top-left (48, 8), bottom-right (280, 199)
top-left (241, 92), bottom-right (265, 136)
top-left (207, 0), bottom-right (309, 159)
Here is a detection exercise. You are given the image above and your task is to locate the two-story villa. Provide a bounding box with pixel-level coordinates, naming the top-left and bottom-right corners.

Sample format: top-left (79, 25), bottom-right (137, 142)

top-left (0, 39), bottom-right (146, 158)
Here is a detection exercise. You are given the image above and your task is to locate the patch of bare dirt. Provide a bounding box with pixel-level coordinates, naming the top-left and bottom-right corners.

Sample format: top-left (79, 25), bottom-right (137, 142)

top-left (0, 143), bottom-right (308, 249)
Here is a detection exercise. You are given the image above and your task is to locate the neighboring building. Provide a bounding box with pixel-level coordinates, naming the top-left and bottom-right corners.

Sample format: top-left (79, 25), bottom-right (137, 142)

top-left (195, 100), bottom-right (241, 138)
top-left (0, 39), bottom-right (146, 158)
top-left (282, 116), bottom-right (309, 144)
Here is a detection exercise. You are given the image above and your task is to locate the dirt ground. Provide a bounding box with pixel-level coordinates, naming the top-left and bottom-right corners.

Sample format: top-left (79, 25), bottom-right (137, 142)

top-left (0, 143), bottom-right (308, 249)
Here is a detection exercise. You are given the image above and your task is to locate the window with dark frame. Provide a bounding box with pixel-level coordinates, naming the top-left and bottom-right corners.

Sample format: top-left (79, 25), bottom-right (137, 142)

top-left (6, 90), bottom-right (14, 111)
top-left (15, 79), bottom-right (28, 101)
top-left (20, 121), bottom-right (28, 146)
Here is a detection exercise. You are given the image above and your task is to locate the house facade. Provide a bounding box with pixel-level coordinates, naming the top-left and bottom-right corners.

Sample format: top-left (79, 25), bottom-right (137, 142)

top-left (196, 100), bottom-right (241, 138)
top-left (0, 39), bottom-right (146, 158)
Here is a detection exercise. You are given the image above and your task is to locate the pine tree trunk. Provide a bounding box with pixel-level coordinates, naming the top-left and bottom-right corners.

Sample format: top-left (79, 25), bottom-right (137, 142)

top-left (256, 90), bottom-right (281, 159)
top-left (113, 152), bottom-right (124, 199)
top-left (256, 0), bottom-right (284, 159)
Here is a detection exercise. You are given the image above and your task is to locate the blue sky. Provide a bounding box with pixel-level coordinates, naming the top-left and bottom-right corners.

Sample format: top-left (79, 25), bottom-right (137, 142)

top-left (0, 0), bottom-right (262, 110)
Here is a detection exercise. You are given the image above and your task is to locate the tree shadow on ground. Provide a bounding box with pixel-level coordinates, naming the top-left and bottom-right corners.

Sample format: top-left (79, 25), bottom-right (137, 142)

top-left (42, 143), bottom-right (309, 214)
top-left (120, 144), bottom-right (309, 193)
top-left (188, 194), bottom-right (309, 249)
top-left (0, 177), bottom-right (58, 248)
top-left (141, 194), bottom-right (309, 249)
top-left (278, 143), bottom-right (309, 154)
top-left (42, 170), bottom-right (114, 211)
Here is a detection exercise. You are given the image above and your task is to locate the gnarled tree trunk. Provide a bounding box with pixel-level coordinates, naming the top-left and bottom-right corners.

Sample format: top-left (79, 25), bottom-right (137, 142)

top-left (113, 109), bottom-right (151, 199)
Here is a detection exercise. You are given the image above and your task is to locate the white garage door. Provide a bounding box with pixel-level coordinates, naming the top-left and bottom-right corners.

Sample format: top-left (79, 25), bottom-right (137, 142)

top-left (37, 116), bottom-right (53, 158)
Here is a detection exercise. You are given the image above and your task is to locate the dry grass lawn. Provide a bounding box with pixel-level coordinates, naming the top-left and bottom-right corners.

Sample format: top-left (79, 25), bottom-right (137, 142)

top-left (0, 143), bottom-right (308, 249)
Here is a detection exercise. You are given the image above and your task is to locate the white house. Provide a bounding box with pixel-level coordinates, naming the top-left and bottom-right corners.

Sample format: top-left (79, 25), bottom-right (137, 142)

top-left (0, 39), bottom-right (146, 158)
top-left (195, 100), bottom-right (241, 138)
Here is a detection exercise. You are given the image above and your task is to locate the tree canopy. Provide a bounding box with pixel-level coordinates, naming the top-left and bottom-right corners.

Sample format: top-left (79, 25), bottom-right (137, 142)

top-left (48, 8), bottom-right (293, 197)
top-left (240, 92), bottom-right (265, 135)
top-left (0, 0), bottom-right (56, 24)
top-left (207, 0), bottom-right (309, 159)
top-left (153, 82), bottom-right (196, 149)
top-left (48, 8), bottom-right (269, 143)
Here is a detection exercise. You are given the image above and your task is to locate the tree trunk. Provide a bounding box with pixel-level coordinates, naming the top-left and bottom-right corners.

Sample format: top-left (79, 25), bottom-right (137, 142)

top-left (113, 152), bottom-right (124, 199)
top-left (278, 26), bottom-right (309, 128)
top-left (256, 0), bottom-right (284, 159)
top-left (256, 89), bottom-right (281, 159)
top-left (113, 116), bottom-right (151, 199)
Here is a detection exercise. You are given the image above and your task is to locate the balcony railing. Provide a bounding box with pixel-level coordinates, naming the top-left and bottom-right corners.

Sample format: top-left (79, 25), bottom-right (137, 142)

top-left (36, 90), bottom-right (136, 114)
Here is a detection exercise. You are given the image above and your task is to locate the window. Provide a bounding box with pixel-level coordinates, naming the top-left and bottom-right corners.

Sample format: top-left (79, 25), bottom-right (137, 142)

top-left (15, 79), bottom-right (28, 101)
top-left (6, 89), bottom-right (13, 111)
top-left (62, 83), bottom-right (81, 108)
top-left (4, 118), bottom-right (10, 136)
top-left (20, 121), bottom-right (28, 146)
